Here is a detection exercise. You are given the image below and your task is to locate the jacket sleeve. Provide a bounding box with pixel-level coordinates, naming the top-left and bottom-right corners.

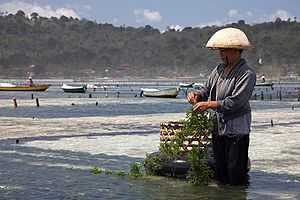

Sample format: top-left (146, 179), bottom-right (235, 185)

top-left (217, 69), bottom-right (256, 113)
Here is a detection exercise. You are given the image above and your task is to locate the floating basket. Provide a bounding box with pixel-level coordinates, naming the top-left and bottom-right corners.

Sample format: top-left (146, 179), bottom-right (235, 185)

top-left (160, 121), bottom-right (211, 152)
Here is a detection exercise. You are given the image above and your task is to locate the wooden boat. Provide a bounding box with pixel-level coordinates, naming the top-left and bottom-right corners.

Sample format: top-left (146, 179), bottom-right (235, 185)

top-left (141, 87), bottom-right (180, 98)
top-left (179, 82), bottom-right (194, 88)
top-left (0, 83), bottom-right (49, 91)
top-left (256, 82), bottom-right (273, 87)
top-left (62, 84), bottom-right (87, 93)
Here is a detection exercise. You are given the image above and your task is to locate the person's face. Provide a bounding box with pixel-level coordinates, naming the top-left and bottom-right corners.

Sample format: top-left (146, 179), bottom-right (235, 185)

top-left (218, 48), bottom-right (240, 66)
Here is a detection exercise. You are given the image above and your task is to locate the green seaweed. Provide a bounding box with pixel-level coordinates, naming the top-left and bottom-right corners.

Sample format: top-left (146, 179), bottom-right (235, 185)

top-left (143, 153), bottom-right (162, 176)
top-left (128, 162), bottom-right (143, 178)
top-left (186, 147), bottom-right (214, 185)
top-left (105, 169), bottom-right (113, 175)
top-left (90, 166), bottom-right (103, 175)
top-left (115, 170), bottom-right (126, 177)
top-left (157, 109), bottom-right (214, 185)
top-left (90, 109), bottom-right (214, 185)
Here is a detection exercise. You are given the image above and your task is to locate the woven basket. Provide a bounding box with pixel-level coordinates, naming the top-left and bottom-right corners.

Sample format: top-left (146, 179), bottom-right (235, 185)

top-left (160, 121), bottom-right (211, 152)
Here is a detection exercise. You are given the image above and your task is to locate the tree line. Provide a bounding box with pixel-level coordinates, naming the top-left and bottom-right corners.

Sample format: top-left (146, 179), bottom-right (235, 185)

top-left (0, 10), bottom-right (299, 79)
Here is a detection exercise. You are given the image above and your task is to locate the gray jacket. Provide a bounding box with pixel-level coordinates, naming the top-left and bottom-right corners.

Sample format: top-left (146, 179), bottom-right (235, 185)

top-left (198, 58), bottom-right (256, 122)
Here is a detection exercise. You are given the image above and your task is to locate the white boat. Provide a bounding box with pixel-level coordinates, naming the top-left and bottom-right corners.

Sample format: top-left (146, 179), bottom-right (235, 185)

top-left (179, 82), bottom-right (194, 88)
top-left (62, 84), bottom-right (87, 93)
top-left (141, 87), bottom-right (180, 98)
top-left (256, 82), bottom-right (273, 87)
top-left (192, 82), bottom-right (205, 89)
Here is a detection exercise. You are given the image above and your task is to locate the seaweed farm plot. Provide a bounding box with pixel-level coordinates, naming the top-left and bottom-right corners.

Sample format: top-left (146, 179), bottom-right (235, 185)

top-left (0, 94), bottom-right (300, 199)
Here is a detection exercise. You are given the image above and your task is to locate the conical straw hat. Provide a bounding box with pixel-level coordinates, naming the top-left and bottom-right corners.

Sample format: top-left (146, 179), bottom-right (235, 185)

top-left (206, 27), bottom-right (251, 49)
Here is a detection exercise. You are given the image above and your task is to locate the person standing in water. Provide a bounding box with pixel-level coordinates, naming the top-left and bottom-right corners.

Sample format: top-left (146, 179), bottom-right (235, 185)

top-left (187, 27), bottom-right (256, 185)
top-left (28, 76), bottom-right (34, 86)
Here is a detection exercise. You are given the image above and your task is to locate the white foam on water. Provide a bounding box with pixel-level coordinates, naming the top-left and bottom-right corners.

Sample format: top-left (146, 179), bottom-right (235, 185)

top-left (21, 134), bottom-right (160, 158)
top-left (250, 108), bottom-right (300, 175)
top-left (0, 113), bottom-right (185, 139)
top-left (252, 191), bottom-right (298, 200)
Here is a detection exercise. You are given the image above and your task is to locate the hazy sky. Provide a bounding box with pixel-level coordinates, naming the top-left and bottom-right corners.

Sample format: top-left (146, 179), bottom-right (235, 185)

top-left (0, 0), bottom-right (299, 30)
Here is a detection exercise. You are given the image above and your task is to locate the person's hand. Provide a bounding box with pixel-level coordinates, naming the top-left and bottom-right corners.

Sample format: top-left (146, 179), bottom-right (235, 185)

top-left (186, 91), bottom-right (199, 105)
top-left (193, 101), bottom-right (218, 112)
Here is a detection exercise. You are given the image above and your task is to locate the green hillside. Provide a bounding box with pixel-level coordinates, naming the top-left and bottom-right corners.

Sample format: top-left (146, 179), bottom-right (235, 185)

top-left (1, 11), bottom-right (300, 79)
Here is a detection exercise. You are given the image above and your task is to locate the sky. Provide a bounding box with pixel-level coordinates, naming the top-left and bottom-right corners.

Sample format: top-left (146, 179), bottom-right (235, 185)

top-left (0, 0), bottom-right (299, 31)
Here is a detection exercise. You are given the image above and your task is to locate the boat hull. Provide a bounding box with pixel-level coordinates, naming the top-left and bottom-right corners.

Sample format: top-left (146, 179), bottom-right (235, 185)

top-left (61, 84), bottom-right (87, 93)
top-left (142, 88), bottom-right (179, 98)
top-left (62, 88), bottom-right (86, 93)
top-left (179, 83), bottom-right (194, 88)
top-left (0, 84), bottom-right (49, 91)
top-left (256, 82), bottom-right (273, 87)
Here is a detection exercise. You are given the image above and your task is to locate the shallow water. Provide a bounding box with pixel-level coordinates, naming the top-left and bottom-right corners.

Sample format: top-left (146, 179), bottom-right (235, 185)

top-left (0, 84), bottom-right (300, 199)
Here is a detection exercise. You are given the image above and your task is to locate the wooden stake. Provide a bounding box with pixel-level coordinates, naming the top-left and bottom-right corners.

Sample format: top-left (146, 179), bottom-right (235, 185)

top-left (36, 98), bottom-right (40, 107)
top-left (13, 97), bottom-right (17, 108)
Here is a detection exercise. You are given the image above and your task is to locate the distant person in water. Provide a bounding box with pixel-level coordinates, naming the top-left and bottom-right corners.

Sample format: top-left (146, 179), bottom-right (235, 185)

top-left (187, 27), bottom-right (256, 185)
top-left (261, 74), bottom-right (266, 83)
top-left (28, 77), bottom-right (33, 86)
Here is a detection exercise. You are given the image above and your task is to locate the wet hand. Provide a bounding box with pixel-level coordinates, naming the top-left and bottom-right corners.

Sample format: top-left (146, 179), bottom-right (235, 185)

top-left (187, 91), bottom-right (199, 105)
top-left (193, 101), bottom-right (218, 112)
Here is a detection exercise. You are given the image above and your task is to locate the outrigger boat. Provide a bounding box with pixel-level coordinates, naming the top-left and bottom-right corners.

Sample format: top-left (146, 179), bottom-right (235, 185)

top-left (0, 83), bottom-right (49, 91)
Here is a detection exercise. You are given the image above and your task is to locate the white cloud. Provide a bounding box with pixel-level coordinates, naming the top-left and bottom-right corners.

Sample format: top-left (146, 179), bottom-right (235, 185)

top-left (227, 9), bottom-right (255, 20)
top-left (270, 9), bottom-right (291, 21)
top-left (55, 8), bottom-right (79, 18)
top-left (169, 24), bottom-right (182, 31)
top-left (197, 8), bottom-right (252, 28)
top-left (197, 20), bottom-right (223, 28)
top-left (196, 9), bottom-right (294, 30)
top-left (134, 9), bottom-right (162, 23)
top-left (228, 9), bottom-right (239, 18)
top-left (253, 9), bottom-right (294, 23)
top-left (144, 9), bottom-right (162, 22)
top-left (0, 1), bottom-right (80, 19)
